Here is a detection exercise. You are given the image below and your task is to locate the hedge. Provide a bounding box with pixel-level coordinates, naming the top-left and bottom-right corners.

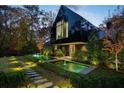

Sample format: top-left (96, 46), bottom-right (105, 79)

top-left (70, 74), bottom-right (124, 88)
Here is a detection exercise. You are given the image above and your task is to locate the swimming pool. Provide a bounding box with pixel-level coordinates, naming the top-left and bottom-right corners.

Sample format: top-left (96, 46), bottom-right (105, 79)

top-left (53, 60), bottom-right (89, 73)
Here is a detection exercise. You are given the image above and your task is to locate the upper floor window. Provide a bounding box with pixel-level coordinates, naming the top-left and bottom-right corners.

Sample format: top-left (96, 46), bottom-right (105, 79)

top-left (56, 20), bottom-right (68, 40)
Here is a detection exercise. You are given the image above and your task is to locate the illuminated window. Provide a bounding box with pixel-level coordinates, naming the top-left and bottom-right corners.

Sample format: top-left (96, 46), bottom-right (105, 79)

top-left (56, 20), bottom-right (68, 39)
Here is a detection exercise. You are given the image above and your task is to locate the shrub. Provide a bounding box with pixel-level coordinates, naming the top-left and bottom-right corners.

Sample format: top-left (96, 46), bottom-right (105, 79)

top-left (90, 60), bottom-right (99, 66)
top-left (70, 73), bottom-right (124, 88)
top-left (24, 55), bottom-right (39, 62)
top-left (101, 52), bottom-right (116, 68)
top-left (105, 62), bottom-right (115, 70)
top-left (42, 47), bottom-right (53, 56)
top-left (54, 49), bottom-right (64, 57)
top-left (73, 49), bottom-right (88, 63)
top-left (0, 71), bottom-right (29, 88)
top-left (86, 38), bottom-right (103, 66)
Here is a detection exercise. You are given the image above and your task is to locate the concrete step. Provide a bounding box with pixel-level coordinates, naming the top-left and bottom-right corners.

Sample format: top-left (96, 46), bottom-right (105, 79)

top-left (33, 78), bottom-right (48, 84)
top-left (37, 82), bottom-right (53, 88)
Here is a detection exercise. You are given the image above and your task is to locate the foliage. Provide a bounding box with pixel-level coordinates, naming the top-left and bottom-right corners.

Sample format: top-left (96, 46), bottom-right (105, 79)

top-left (0, 5), bottom-right (54, 56)
top-left (24, 55), bottom-right (39, 62)
top-left (42, 46), bottom-right (53, 56)
top-left (10, 20), bottom-right (29, 51)
top-left (100, 6), bottom-right (124, 71)
top-left (0, 71), bottom-right (29, 88)
top-left (71, 67), bottom-right (124, 88)
top-left (54, 49), bottom-right (64, 57)
top-left (118, 48), bottom-right (124, 63)
top-left (41, 62), bottom-right (124, 88)
top-left (70, 73), bottom-right (124, 88)
top-left (86, 30), bottom-right (103, 66)
top-left (36, 38), bottom-right (44, 52)
top-left (73, 49), bottom-right (88, 62)
top-left (102, 51), bottom-right (115, 63)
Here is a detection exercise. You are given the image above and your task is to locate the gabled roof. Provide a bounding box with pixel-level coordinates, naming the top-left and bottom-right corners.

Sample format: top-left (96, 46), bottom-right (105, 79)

top-left (54, 5), bottom-right (97, 29)
top-left (54, 5), bottom-right (105, 39)
top-left (51, 5), bottom-right (105, 43)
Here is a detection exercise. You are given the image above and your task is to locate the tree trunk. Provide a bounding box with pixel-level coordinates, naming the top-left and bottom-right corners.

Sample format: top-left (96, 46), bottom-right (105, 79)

top-left (115, 52), bottom-right (118, 71)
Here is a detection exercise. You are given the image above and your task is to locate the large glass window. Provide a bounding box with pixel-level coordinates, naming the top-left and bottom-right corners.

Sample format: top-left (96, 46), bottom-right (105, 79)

top-left (56, 20), bottom-right (68, 40)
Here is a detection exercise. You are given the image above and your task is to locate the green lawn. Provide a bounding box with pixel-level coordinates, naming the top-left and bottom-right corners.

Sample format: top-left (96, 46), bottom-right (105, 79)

top-left (0, 56), bottom-right (23, 72)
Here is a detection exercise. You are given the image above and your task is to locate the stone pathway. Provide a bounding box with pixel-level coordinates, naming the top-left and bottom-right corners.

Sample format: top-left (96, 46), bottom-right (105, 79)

top-left (18, 57), bottom-right (59, 88)
top-left (25, 68), bottom-right (58, 88)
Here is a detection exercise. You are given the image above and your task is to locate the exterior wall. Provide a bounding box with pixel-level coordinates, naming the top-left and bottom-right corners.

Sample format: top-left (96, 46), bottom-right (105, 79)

top-left (54, 43), bottom-right (86, 57)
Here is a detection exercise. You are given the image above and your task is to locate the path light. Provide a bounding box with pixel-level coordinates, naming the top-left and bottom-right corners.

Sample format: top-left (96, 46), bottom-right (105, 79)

top-left (33, 54), bottom-right (37, 57)
top-left (10, 61), bottom-right (19, 64)
top-left (10, 67), bottom-right (23, 72)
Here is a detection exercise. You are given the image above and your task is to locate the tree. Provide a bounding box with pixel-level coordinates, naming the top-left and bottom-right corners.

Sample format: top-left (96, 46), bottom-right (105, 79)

top-left (36, 38), bottom-right (44, 52)
top-left (0, 5), bottom-right (55, 56)
top-left (10, 20), bottom-right (29, 52)
top-left (103, 36), bottom-right (122, 71)
top-left (86, 29), bottom-right (103, 65)
top-left (101, 6), bottom-right (124, 71)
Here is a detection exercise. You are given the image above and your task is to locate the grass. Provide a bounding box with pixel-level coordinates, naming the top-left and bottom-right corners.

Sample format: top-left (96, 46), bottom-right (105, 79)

top-left (0, 56), bottom-right (30, 88)
top-left (0, 56), bottom-right (23, 72)
top-left (0, 56), bottom-right (38, 73)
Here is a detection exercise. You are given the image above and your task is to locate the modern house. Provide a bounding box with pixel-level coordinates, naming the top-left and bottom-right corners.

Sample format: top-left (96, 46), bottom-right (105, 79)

top-left (51, 5), bottom-right (104, 57)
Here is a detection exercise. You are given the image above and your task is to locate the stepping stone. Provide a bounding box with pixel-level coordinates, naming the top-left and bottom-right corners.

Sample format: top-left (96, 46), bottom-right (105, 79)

top-left (37, 82), bottom-right (53, 88)
top-left (25, 69), bottom-right (35, 72)
top-left (33, 78), bottom-right (48, 84)
top-left (28, 74), bottom-right (40, 78)
top-left (26, 72), bottom-right (37, 75)
top-left (30, 76), bottom-right (43, 80)
top-left (25, 71), bottom-right (35, 73)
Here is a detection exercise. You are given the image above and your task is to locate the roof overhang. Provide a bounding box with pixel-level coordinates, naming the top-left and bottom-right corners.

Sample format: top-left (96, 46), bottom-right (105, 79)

top-left (53, 42), bottom-right (87, 45)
